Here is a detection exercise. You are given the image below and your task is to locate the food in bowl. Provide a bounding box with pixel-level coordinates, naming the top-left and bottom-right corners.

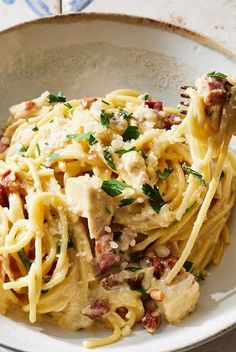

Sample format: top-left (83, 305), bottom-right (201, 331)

top-left (0, 72), bottom-right (235, 348)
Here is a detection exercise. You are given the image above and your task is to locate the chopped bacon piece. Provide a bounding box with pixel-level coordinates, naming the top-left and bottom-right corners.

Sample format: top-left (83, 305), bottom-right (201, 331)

top-left (0, 185), bottom-right (8, 207)
top-left (140, 255), bottom-right (178, 278)
top-left (196, 74), bottom-right (229, 106)
top-left (95, 233), bottom-right (120, 274)
top-left (80, 97), bottom-right (97, 110)
top-left (163, 115), bottom-right (182, 130)
top-left (100, 275), bottom-right (118, 290)
top-left (85, 299), bottom-right (110, 320)
top-left (152, 256), bottom-right (163, 275)
top-left (145, 101), bottom-right (163, 111)
top-left (142, 311), bottom-right (161, 333)
top-left (1, 170), bottom-right (20, 193)
top-left (162, 257), bottom-right (178, 270)
top-left (25, 100), bottom-right (36, 111)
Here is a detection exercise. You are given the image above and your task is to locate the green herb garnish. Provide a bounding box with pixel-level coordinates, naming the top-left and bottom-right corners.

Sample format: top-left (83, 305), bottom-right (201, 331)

top-left (115, 147), bottom-right (136, 155)
top-left (41, 164), bottom-right (51, 169)
top-left (156, 168), bottom-right (173, 180)
top-left (132, 287), bottom-right (147, 295)
top-left (36, 143), bottom-right (41, 156)
top-left (100, 110), bottom-right (113, 127)
top-left (101, 99), bottom-right (110, 105)
top-left (195, 273), bottom-right (205, 283)
top-left (64, 102), bottom-right (73, 109)
top-left (119, 109), bottom-right (133, 121)
top-left (103, 148), bottom-right (116, 170)
top-left (122, 126), bottom-right (140, 141)
top-left (104, 207), bottom-right (111, 215)
top-left (19, 144), bottom-right (27, 155)
top-left (119, 197), bottom-right (135, 207)
top-left (182, 163), bottom-right (206, 186)
top-left (102, 179), bottom-right (131, 197)
top-left (141, 151), bottom-right (148, 160)
top-left (142, 183), bottom-right (165, 213)
top-left (48, 91), bottom-right (66, 103)
top-left (183, 261), bottom-right (193, 272)
top-left (207, 71), bottom-right (227, 80)
top-left (141, 94), bottom-right (149, 101)
top-left (126, 266), bottom-right (141, 272)
top-left (49, 153), bottom-right (60, 162)
top-left (49, 119), bottom-right (54, 123)
top-left (18, 248), bottom-right (32, 271)
top-left (32, 125), bottom-right (39, 132)
top-left (66, 132), bottom-right (97, 146)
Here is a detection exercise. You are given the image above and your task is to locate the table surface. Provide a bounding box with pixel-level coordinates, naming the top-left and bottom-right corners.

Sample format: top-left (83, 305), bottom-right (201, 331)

top-left (0, 1), bottom-right (236, 351)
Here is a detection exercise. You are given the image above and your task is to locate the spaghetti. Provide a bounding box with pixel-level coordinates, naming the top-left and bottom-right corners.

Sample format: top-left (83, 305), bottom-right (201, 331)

top-left (0, 72), bottom-right (235, 347)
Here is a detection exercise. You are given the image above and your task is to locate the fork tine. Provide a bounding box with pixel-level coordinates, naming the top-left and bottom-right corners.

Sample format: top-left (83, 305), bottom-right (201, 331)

top-left (180, 101), bottom-right (190, 106)
top-left (180, 93), bottom-right (190, 98)
top-left (181, 85), bottom-right (194, 90)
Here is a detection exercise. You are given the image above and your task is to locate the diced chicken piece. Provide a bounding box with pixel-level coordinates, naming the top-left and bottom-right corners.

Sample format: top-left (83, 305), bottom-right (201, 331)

top-left (119, 151), bottom-right (149, 188)
top-left (196, 74), bottom-right (229, 106)
top-left (152, 271), bottom-right (199, 323)
top-left (65, 175), bottom-right (118, 239)
top-left (8, 91), bottom-right (50, 124)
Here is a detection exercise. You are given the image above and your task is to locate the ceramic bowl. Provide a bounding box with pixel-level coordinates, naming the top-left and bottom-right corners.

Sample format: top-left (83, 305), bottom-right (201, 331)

top-left (0, 13), bottom-right (236, 352)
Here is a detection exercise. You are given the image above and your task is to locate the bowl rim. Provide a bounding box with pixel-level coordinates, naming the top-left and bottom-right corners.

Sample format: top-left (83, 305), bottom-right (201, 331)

top-left (0, 11), bottom-right (236, 352)
top-left (0, 11), bottom-right (236, 61)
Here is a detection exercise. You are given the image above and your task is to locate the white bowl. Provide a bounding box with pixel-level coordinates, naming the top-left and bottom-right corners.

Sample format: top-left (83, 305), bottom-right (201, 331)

top-left (0, 13), bottom-right (236, 352)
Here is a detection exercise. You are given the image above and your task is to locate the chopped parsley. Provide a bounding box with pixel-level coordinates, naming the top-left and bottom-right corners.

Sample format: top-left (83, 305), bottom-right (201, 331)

top-left (102, 179), bottom-right (131, 197)
top-left (100, 110), bottom-right (113, 127)
top-left (195, 273), bottom-right (205, 283)
top-left (207, 71), bottom-right (227, 80)
top-left (19, 144), bottom-right (27, 155)
top-left (41, 164), bottom-right (51, 169)
top-left (66, 132), bottom-right (97, 146)
top-left (141, 94), bottom-right (149, 101)
top-left (64, 102), bottom-right (73, 109)
top-left (132, 287), bottom-right (147, 295)
top-left (18, 248), bottom-right (32, 271)
top-left (156, 168), bottom-right (173, 180)
top-left (126, 266), bottom-right (141, 272)
top-left (142, 183), bottom-right (165, 213)
top-left (119, 197), bottom-right (135, 207)
top-left (119, 109), bottom-right (133, 121)
top-left (57, 236), bottom-right (73, 254)
top-left (49, 153), bottom-right (60, 162)
top-left (49, 119), bottom-right (54, 123)
top-left (122, 126), bottom-right (140, 141)
top-left (32, 125), bottom-right (39, 132)
top-left (182, 163), bottom-right (206, 186)
top-left (101, 99), bottom-right (110, 105)
top-left (183, 261), bottom-right (193, 272)
top-left (141, 151), bottom-right (148, 160)
top-left (104, 207), bottom-right (111, 215)
top-left (103, 148), bottom-right (116, 170)
top-left (115, 146), bottom-right (136, 155)
top-left (36, 143), bottom-right (41, 156)
top-left (48, 91), bottom-right (66, 103)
